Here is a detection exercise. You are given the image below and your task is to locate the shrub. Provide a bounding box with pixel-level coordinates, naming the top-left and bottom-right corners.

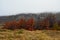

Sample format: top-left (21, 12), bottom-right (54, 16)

top-left (53, 22), bottom-right (60, 30)
top-left (3, 19), bottom-right (26, 30)
top-left (25, 18), bottom-right (35, 31)
top-left (17, 18), bottom-right (26, 29)
top-left (3, 20), bottom-right (17, 30)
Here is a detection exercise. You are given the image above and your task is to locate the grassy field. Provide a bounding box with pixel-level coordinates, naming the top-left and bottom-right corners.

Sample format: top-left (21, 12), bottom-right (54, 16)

top-left (0, 29), bottom-right (60, 40)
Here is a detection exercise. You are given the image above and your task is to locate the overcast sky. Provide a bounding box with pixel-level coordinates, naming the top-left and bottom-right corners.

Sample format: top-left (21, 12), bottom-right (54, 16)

top-left (0, 0), bottom-right (60, 16)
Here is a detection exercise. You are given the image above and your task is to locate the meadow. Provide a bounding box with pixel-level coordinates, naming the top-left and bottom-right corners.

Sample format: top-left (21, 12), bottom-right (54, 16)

top-left (0, 13), bottom-right (60, 40)
top-left (0, 29), bottom-right (60, 40)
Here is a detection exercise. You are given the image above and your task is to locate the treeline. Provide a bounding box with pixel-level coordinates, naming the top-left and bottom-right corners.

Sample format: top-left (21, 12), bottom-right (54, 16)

top-left (2, 15), bottom-right (60, 30)
top-left (2, 18), bottom-right (35, 31)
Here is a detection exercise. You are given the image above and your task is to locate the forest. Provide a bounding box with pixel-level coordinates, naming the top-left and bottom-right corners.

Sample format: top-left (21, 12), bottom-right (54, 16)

top-left (2, 13), bottom-right (60, 30)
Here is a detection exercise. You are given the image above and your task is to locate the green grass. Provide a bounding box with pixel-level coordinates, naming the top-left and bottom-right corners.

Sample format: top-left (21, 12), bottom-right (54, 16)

top-left (16, 29), bottom-right (24, 34)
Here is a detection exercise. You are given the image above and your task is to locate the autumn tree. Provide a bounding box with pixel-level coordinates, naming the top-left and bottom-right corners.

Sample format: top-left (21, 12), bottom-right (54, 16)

top-left (17, 18), bottom-right (26, 29)
top-left (11, 20), bottom-right (17, 29)
top-left (44, 19), bottom-right (50, 30)
top-left (26, 18), bottom-right (35, 31)
top-left (3, 21), bottom-right (11, 29)
top-left (3, 20), bottom-right (17, 30)
top-left (39, 18), bottom-right (50, 30)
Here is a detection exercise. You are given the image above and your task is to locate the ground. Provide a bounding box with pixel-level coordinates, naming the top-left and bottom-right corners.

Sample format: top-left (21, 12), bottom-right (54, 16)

top-left (0, 29), bottom-right (60, 40)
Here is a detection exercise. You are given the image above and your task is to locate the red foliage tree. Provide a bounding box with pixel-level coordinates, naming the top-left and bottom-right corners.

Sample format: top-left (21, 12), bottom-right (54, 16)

top-left (25, 18), bottom-right (35, 31)
top-left (44, 19), bottom-right (50, 30)
top-left (3, 20), bottom-right (17, 30)
top-left (3, 21), bottom-right (11, 29)
top-left (11, 20), bottom-right (17, 29)
top-left (17, 18), bottom-right (26, 29)
top-left (3, 18), bottom-right (26, 30)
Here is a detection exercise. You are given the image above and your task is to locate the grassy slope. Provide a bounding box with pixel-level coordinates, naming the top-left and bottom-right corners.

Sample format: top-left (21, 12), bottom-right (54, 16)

top-left (0, 29), bottom-right (60, 40)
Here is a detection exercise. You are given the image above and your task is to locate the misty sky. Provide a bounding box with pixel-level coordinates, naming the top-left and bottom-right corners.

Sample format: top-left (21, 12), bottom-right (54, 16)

top-left (0, 0), bottom-right (60, 16)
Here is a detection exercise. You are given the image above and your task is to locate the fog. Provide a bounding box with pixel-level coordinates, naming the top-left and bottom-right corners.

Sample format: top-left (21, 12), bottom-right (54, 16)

top-left (0, 0), bottom-right (60, 16)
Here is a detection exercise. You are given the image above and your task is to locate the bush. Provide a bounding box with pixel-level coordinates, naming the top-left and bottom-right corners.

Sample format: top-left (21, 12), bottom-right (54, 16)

top-left (3, 20), bottom-right (17, 30)
top-left (53, 22), bottom-right (60, 30)
top-left (25, 18), bottom-right (35, 31)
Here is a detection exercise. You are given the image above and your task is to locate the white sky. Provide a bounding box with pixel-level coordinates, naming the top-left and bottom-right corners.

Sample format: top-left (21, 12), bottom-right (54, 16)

top-left (0, 0), bottom-right (60, 16)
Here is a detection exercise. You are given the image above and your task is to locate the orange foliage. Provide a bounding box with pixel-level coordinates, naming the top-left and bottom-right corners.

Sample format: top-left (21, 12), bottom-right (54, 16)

top-left (3, 17), bottom-right (50, 30)
top-left (3, 18), bottom-right (26, 30)
top-left (17, 18), bottom-right (26, 29)
top-left (3, 20), bottom-right (17, 30)
top-left (25, 18), bottom-right (35, 31)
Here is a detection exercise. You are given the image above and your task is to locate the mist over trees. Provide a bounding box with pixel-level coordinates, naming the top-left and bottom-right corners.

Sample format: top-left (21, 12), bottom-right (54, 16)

top-left (1, 12), bottom-right (60, 30)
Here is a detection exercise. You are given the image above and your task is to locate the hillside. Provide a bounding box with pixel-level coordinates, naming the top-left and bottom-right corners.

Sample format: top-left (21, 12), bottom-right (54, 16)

top-left (0, 12), bottom-right (60, 24)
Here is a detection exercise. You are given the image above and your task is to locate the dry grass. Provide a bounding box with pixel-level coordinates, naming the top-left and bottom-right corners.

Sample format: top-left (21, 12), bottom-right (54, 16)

top-left (0, 29), bottom-right (60, 40)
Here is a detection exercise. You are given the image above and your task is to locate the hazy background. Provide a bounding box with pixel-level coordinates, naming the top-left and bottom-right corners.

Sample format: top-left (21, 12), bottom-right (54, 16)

top-left (0, 0), bottom-right (60, 16)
